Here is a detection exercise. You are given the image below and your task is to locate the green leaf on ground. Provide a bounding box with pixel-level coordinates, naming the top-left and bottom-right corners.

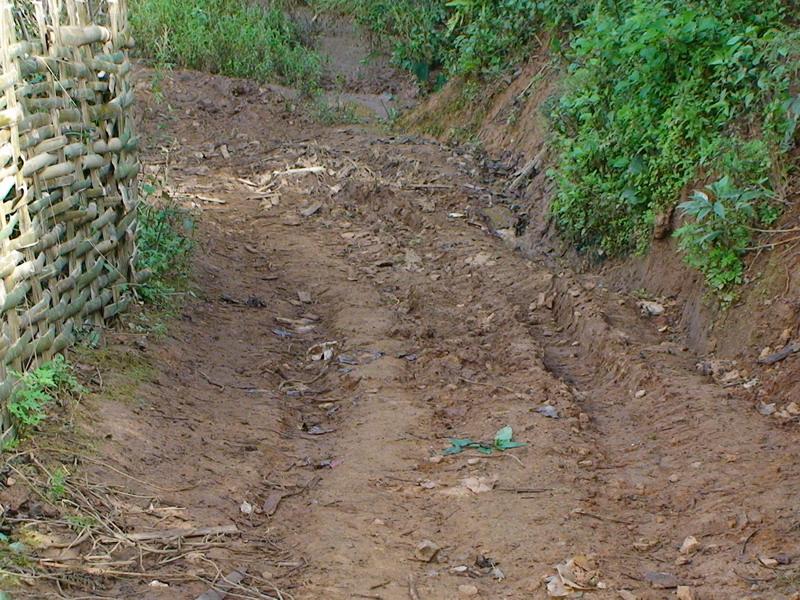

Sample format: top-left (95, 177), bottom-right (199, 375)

top-left (442, 426), bottom-right (526, 455)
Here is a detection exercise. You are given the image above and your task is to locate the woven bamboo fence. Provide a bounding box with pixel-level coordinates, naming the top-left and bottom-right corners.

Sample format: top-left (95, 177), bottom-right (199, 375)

top-left (0, 0), bottom-right (139, 443)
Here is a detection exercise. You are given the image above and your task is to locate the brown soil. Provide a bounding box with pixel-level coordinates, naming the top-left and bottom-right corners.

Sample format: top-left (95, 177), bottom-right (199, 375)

top-left (3, 66), bottom-right (800, 600)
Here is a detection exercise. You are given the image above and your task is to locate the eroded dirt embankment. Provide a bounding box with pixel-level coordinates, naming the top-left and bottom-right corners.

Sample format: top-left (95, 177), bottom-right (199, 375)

top-left (6, 66), bottom-right (799, 599)
top-left (403, 54), bottom-right (800, 398)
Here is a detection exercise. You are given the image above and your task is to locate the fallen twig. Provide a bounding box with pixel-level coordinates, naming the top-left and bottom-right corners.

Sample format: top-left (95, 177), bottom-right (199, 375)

top-left (757, 342), bottom-right (800, 365)
top-left (571, 508), bottom-right (634, 525)
top-left (407, 575), bottom-right (421, 600)
top-left (200, 370), bottom-right (226, 390)
top-left (196, 568), bottom-right (247, 600)
top-left (740, 528), bottom-right (760, 561)
top-left (115, 524), bottom-right (239, 543)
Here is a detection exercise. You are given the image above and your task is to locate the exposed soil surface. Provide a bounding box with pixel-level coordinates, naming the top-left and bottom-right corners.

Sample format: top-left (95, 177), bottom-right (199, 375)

top-left (6, 66), bottom-right (800, 600)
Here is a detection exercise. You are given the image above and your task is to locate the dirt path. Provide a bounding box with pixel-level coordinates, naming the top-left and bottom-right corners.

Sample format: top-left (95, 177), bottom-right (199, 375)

top-left (11, 68), bottom-right (800, 599)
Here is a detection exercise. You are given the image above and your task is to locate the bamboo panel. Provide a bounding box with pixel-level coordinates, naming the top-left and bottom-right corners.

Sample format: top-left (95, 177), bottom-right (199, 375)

top-left (0, 0), bottom-right (139, 443)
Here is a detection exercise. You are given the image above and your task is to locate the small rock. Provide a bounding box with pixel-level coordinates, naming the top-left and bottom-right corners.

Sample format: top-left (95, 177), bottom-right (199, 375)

top-left (300, 202), bottom-right (322, 217)
top-left (282, 213), bottom-right (302, 226)
top-left (676, 586), bottom-right (695, 600)
top-left (757, 402), bottom-right (777, 416)
top-left (759, 346), bottom-right (773, 360)
top-left (638, 300), bottom-right (665, 317)
top-left (537, 405), bottom-right (560, 418)
top-left (644, 571), bottom-right (680, 589)
top-left (458, 584), bottom-right (479, 596)
top-left (743, 378), bottom-right (759, 390)
top-left (675, 556), bottom-right (691, 566)
top-left (758, 555), bottom-right (779, 568)
top-left (462, 476), bottom-right (497, 494)
top-left (240, 500), bottom-right (253, 515)
top-left (668, 474), bottom-right (680, 483)
top-left (633, 539), bottom-right (658, 552)
top-left (415, 539), bottom-right (440, 562)
top-left (481, 205), bottom-right (515, 231)
top-left (618, 591), bottom-right (638, 600)
top-left (679, 536), bottom-right (700, 555)
top-left (787, 402), bottom-right (800, 416)
top-left (634, 389), bottom-right (647, 399)
top-left (467, 458), bottom-right (481, 465)
top-left (653, 210), bottom-right (673, 239)
top-left (466, 252), bottom-right (495, 267)
top-left (429, 455), bottom-right (443, 464)
top-left (372, 518), bottom-right (385, 526)
top-left (718, 370), bottom-right (741, 384)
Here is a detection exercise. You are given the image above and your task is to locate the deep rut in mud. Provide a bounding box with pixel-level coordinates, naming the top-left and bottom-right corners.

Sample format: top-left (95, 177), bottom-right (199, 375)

top-left (14, 69), bottom-right (800, 599)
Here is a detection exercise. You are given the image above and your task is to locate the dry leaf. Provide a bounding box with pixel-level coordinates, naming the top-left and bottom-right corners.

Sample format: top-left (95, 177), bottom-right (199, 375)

top-left (462, 476), bottom-right (497, 494)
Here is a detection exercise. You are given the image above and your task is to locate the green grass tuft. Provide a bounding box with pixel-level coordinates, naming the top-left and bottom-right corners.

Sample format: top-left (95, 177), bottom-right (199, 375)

top-left (135, 184), bottom-right (196, 307)
top-left (130, 0), bottom-right (323, 94)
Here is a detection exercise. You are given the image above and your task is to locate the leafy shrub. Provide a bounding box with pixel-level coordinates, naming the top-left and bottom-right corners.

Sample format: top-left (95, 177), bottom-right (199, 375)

top-left (310, 0), bottom-right (582, 83)
top-left (549, 1), bottom-right (798, 274)
top-left (8, 357), bottom-right (83, 435)
top-left (135, 186), bottom-right (196, 306)
top-left (312, 0), bottom-right (447, 83)
top-left (445, 0), bottom-right (539, 78)
top-left (130, 0), bottom-right (323, 93)
top-left (675, 177), bottom-right (769, 296)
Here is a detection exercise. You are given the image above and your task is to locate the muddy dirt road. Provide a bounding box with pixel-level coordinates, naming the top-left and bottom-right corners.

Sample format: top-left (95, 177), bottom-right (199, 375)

top-left (14, 68), bottom-right (800, 599)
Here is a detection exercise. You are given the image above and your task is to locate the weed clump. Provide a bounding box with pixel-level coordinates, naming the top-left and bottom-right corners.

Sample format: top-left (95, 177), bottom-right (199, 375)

top-left (130, 0), bottom-right (323, 94)
top-left (135, 184), bottom-right (196, 307)
top-left (7, 356), bottom-right (83, 437)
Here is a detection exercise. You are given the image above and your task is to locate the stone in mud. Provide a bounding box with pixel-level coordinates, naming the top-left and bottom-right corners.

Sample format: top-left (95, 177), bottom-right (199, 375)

top-left (644, 571), bottom-right (680, 589)
top-left (676, 586), bottom-right (696, 600)
top-left (653, 208), bottom-right (674, 239)
top-left (638, 300), bottom-right (665, 317)
top-left (414, 539), bottom-right (440, 562)
top-left (679, 536), bottom-right (700, 555)
top-left (480, 205), bottom-right (516, 232)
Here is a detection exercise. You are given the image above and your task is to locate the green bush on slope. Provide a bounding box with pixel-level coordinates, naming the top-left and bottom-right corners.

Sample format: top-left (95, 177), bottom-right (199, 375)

top-left (319, 0), bottom-right (798, 294)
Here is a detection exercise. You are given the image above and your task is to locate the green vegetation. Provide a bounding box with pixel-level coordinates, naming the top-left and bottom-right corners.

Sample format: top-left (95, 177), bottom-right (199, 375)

top-left (675, 177), bottom-right (770, 299)
top-left (549, 0), bottom-right (798, 294)
top-left (313, 0), bottom-right (447, 83)
top-left (8, 356), bottom-right (83, 436)
top-left (135, 185), bottom-right (196, 306)
top-left (309, 0), bottom-right (596, 83)
top-left (320, 0), bottom-right (798, 295)
top-left (130, 0), bottom-right (323, 93)
top-left (47, 466), bottom-right (69, 502)
top-left (130, 0), bottom-right (798, 293)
